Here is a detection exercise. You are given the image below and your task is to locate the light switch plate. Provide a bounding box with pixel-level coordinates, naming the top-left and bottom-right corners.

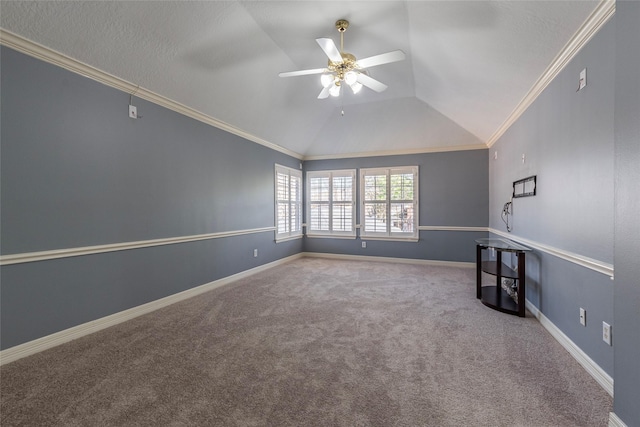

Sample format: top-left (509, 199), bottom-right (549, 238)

top-left (602, 321), bottom-right (612, 345)
top-left (579, 68), bottom-right (587, 90)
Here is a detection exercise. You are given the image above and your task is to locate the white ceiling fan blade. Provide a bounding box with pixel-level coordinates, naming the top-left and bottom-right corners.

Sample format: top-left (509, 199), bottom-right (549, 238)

top-left (279, 68), bottom-right (327, 78)
top-left (316, 38), bottom-right (343, 64)
top-left (317, 87), bottom-right (330, 99)
top-left (356, 50), bottom-right (406, 69)
top-left (356, 73), bottom-right (388, 93)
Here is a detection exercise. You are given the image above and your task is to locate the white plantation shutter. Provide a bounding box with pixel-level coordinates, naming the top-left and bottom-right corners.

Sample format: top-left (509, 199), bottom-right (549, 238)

top-left (332, 174), bottom-right (353, 232)
top-left (360, 166), bottom-right (418, 240)
top-left (309, 174), bottom-right (330, 231)
top-left (275, 164), bottom-right (302, 240)
top-left (307, 170), bottom-right (356, 237)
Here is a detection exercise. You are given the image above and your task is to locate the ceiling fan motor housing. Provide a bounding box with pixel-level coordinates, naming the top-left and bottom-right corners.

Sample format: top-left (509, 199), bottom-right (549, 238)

top-left (328, 52), bottom-right (357, 81)
top-left (278, 17), bottom-right (403, 97)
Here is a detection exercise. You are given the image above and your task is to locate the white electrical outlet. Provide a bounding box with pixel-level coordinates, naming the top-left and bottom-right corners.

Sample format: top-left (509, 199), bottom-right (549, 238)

top-left (361, 241), bottom-right (367, 248)
top-left (128, 104), bottom-right (137, 119)
top-left (602, 321), bottom-right (612, 345)
top-left (579, 308), bottom-right (586, 326)
top-left (253, 249), bottom-right (258, 258)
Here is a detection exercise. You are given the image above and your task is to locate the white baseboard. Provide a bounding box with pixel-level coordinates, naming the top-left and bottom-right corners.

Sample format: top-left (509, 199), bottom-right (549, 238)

top-left (0, 253), bottom-right (303, 366)
top-left (1, 252), bottom-right (611, 404)
top-left (302, 251), bottom-right (475, 269)
top-left (0, 253), bottom-right (471, 364)
top-left (609, 412), bottom-right (628, 427)
top-left (525, 300), bottom-right (614, 396)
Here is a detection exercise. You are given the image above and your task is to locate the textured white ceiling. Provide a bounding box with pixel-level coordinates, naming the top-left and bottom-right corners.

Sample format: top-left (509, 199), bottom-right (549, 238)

top-left (0, 1), bottom-right (600, 158)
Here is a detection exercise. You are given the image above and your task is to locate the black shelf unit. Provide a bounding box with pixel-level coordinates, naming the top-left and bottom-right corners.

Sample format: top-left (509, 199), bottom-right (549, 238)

top-left (476, 239), bottom-right (529, 317)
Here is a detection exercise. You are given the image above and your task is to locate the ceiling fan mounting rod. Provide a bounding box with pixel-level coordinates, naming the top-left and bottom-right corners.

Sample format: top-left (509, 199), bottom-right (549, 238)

top-left (335, 19), bottom-right (349, 53)
top-left (278, 17), bottom-right (403, 99)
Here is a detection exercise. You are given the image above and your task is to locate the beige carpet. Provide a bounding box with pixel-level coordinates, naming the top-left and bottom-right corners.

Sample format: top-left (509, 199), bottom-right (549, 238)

top-left (0, 257), bottom-right (612, 426)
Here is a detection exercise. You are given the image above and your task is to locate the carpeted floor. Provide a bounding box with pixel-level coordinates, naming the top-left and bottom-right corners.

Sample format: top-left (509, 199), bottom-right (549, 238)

top-left (0, 257), bottom-right (612, 426)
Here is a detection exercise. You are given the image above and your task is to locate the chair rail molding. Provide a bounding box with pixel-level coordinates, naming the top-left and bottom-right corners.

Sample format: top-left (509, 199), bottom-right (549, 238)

top-left (0, 227), bottom-right (276, 266)
top-left (489, 228), bottom-right (613, 278)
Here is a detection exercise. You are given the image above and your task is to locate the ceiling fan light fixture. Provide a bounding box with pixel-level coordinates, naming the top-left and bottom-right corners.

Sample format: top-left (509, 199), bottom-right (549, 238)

top-left (350, 81), bottom-right (363, 94)
top-left (279, 19), bottom-right (405, 99)
top-left (320, 73), bottom-right (334, 88)
top-left (329, 83), bottom-right (341, 97)
top-left (344, 71), bottom-right (358, 86)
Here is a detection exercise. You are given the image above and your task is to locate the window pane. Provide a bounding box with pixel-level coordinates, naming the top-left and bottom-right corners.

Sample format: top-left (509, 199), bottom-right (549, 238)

top-left (310, 176), bottom-right (330, 201)
top-left (277, 203), bottom-right (289, 233)
top-left (310, 204), bottom-right (330, 231)
top-left (333, 176), bottom-right (352, 202)
top-left (390, 173), bottom-right (413, 201)
top-left (332, 203), bottom-right (352, 231)
top-left (291, 175), bottom-right (301, 202)
top-left (364, 175), bottom-right (386, 201)
top-left (291, 203), bottom-right (300, 232)
top-left (364, 202), bottom-right (387, 232)
top-left (277, 172), bottom-right (289, 201)
top-left (276, 165), bottom-right (302, 239)
top-left (391, 203), bottom-right (414, 232)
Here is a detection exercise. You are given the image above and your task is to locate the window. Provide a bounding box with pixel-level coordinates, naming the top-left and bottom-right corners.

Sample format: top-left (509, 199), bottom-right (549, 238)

top-left (307, 169), bottom-right (356, 237)
top-left (275, 164), bottom-right (302, 241)
top-left (360, 166), bottom-right (418, 240)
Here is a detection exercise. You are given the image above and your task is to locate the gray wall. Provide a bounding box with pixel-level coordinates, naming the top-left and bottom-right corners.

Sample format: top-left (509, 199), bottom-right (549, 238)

top-left (489, 18), bottom-right (615, 376)
top-left (303, 150), bottom-right (489, 262)
top-left (0, 46), bottom-right (303, 350)
top-left (613, 2), bottom-right (640, 426)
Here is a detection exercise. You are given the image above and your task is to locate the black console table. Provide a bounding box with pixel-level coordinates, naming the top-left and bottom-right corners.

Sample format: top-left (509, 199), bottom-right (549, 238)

top-left (476, 238), bottom-right (530, 317)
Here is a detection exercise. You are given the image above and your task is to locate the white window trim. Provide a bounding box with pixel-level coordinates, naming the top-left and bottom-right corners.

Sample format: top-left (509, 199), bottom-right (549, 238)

top-left (359, 166), bottom-right (419, 241)
top-left (275, 164), bottom-right (302, 242)
top-left (306, 169), bottom-right (356, 238)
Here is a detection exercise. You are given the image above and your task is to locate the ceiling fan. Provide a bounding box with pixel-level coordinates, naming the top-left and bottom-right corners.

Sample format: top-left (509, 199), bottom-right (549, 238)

top-left (279, 19), bottom-right (406, 99)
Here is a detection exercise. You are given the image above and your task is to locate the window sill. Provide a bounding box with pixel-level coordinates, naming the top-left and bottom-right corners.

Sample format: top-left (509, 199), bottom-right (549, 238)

top-left (275, 234), bottom-right (303, 243)
top-left (306, 234), bottom-right (357, 240)
top-left (359, 236), bottom-right (419, 243)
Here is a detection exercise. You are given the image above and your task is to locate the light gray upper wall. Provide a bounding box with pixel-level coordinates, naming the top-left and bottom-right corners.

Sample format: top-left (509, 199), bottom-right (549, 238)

top-left (1, 46), bottom-right (300, 255)
top-left (613, 2), bottom-right (640, 425)
top-left (305, 149), bottom-right (489, 228)
top-left (303, 150), bottom-right (488, 263)
top-left (489, 20), bottom-right (615, 264)
top-left (0, 46), bottom-right (303, 350)
top-left (488, 19), bottom-right (616, 376)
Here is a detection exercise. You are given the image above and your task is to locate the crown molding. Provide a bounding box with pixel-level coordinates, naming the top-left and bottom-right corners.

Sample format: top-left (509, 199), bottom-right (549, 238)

top-left (303, 143), bottom-right (487, 161)
top-left (486, 0), bottom-right (616, 148)
top-left (0, 0), bottom-right (615, 161)
top-left (0, 28), bottom-right (304, 160)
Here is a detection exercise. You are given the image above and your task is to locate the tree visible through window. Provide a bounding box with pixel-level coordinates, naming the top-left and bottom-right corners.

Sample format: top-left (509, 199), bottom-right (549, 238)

top-left (360, 166), bottom-right (418, 239)
top-left (275, 164), bottom-right (302, 240)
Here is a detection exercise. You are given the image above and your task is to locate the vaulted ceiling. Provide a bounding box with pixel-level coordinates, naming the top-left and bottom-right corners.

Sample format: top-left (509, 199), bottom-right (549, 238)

top-left (1, 1), bottom-right (601, 158)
